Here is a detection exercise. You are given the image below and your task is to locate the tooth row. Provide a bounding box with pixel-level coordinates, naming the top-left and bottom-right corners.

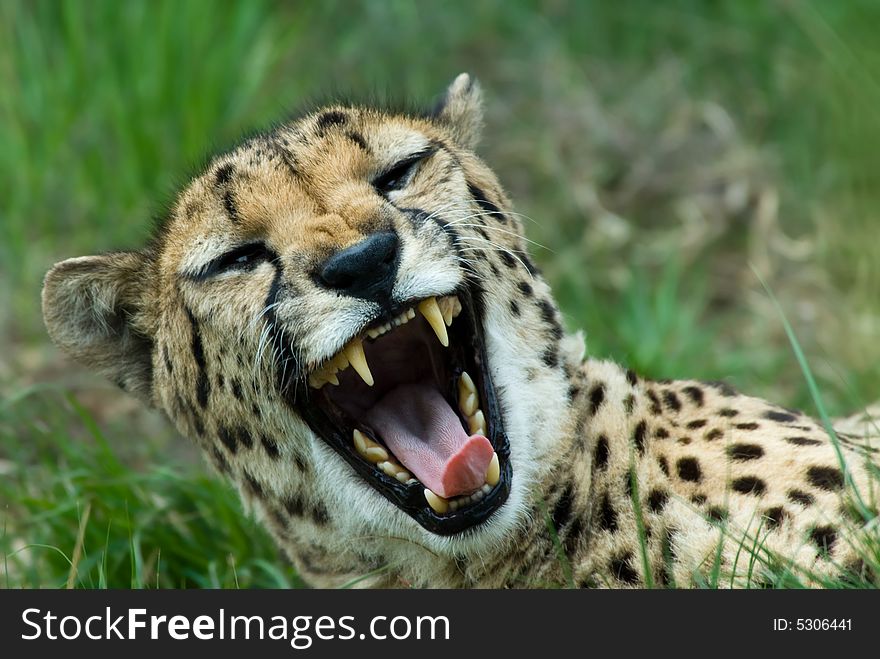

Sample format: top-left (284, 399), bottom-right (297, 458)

top-left (424, 452), bottom-right (501, 515)
top-left (457, 371), bottom-right (486, 436)
top-left (308, 295), bottom-right (462, 390)
top-left (352, 430), bottom-right (412, 482)
top-left (366, 307), bottom-right (416, 339)
top-left (308, 337), bottom-right (374, 389)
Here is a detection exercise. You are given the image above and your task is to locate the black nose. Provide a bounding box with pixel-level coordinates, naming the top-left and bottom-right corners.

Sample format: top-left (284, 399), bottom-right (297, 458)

top-left (317, 231), bottom-right (400, 303)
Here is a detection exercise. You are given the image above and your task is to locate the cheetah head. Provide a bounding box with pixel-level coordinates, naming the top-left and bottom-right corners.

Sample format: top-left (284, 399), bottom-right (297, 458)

top-left (41, 75), bottom-right (579, 560)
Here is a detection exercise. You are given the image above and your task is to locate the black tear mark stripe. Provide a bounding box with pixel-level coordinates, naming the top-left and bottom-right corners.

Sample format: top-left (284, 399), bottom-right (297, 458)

top-left (262, 264), bottom-right (303, 393)
top-left (467, 181), bottom-right (509, 225)
top-left (186, 307), bottom-right (210, 408)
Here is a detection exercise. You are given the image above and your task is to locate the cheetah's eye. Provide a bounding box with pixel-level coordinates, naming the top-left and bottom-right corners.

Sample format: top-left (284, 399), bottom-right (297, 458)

top-left (195, 242), bottom-right (273, 279)
top-left (372, 148), bottom-right (435, 195)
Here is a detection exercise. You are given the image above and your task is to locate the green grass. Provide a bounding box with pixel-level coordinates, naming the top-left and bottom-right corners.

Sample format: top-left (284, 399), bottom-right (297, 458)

top-left (2, 0), bottom-right (880, 588)
top-left (1, 388), bottom-right (301, 588)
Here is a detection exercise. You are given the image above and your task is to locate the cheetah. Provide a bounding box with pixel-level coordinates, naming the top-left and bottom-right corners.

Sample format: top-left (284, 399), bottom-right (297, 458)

top-left (42, 74), bottom-right (879, 588)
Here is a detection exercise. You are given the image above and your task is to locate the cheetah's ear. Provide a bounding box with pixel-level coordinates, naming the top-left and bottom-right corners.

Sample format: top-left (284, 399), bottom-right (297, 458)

top-left (431, 73), bottom-right (484, 149)
top-left (42, 251), bottom-right (156, 405)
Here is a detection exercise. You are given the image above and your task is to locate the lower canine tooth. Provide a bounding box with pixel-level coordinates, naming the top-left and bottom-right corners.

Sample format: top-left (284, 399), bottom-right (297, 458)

top-left (486, 452), bottom-right (500, 486)
top-left (459, 371), bottom-right (476, 396)
top-left (424, 489), bottom-right (449, 514)
top-left (418, 297), bottom-right (449, 347)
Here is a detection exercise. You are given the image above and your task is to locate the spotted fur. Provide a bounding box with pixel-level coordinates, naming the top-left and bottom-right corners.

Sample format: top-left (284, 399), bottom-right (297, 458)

top-left (42, 75), bottom-right (879, 588)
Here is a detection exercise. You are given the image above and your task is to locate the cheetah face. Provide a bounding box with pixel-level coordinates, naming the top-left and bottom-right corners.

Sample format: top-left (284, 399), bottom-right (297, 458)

top-left (42, 75), bottom-right (574, 557)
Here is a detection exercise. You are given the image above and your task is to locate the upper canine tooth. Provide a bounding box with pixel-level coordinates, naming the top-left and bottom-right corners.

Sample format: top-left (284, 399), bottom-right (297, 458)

top-left (424, 489), bottom-right (449, 514)
top-left (486, 452), bottom-right (500, 486)
top-left (418, 297), bottom-right (449, 347)
top-left (344, 338), bottom-right (374, 386)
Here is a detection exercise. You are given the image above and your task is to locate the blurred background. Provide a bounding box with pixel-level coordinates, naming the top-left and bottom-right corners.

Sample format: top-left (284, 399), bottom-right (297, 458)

top-left (1, 0), bottom-right (879, 588)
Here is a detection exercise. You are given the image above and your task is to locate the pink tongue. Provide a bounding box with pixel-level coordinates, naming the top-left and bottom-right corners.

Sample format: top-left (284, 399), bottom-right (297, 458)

top-left (364, 382), bottom-right (493, 498)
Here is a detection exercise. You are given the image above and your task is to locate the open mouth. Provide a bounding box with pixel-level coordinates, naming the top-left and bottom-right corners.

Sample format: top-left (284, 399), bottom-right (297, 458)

top-left (294, 288), bottom-right (512, 535)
